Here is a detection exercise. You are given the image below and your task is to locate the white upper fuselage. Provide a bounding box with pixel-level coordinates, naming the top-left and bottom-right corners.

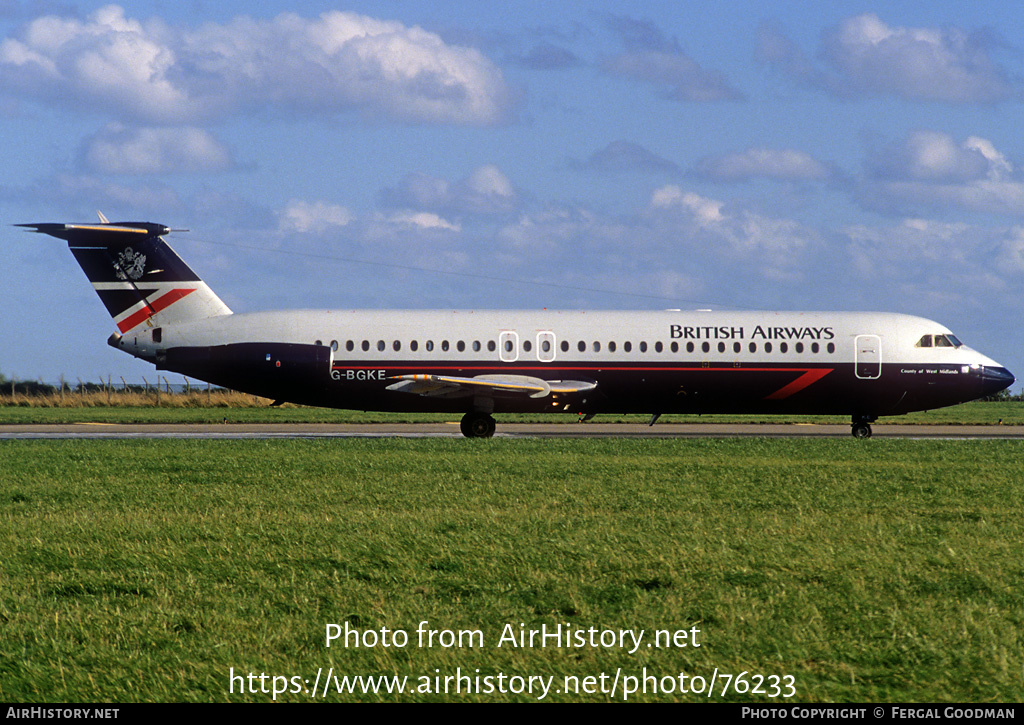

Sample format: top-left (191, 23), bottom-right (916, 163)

top-left (132, 308), bottom-right (1002, 371)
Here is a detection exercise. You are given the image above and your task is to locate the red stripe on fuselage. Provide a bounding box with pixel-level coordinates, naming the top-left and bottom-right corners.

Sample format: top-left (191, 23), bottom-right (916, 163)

top-left (116, 288), bottom-right (196, 332)
top-left (763, 368), bottom-right (834, 399)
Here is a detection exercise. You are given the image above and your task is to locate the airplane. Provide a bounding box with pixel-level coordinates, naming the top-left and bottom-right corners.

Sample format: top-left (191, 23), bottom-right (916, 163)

top-left (19, 217), bottom-right (1015, 438)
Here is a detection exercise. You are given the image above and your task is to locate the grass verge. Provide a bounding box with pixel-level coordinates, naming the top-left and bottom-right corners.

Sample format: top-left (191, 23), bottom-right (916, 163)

top-left (1, 438), bottom-right (1022, 702)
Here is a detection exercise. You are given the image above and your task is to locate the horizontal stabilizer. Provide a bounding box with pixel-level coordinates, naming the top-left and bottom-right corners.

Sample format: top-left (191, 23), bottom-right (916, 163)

top-left (17, 222), bottom-right (170, 244)
top-left (386, 373), bottom-right (596, 399)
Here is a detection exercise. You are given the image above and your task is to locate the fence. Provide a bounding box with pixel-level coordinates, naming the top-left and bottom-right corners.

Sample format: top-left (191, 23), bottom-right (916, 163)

top-left (0, 375), bottom-right (268, 408)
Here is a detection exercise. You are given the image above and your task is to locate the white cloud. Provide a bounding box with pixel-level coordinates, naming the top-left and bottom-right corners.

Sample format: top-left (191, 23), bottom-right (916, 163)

top-left (0, 5), bottom-right (513, 124)
top-left (964, 137), bottom-right (1013, 181)
top-left (650, 186), bottom-right (724, 225)
top-left (280, 200), bottom-right (353, 234)
top-left (383, 165), bottom-right (519, 215)
top-left (868, 131), bottom-right (991, 182)
top-left (878, 180), bottom-right (1024, 216)
top-left (388, 211), bottom-right (461, 232)
top-left (696, 148), bottom-right (830, 182)
top-left (822, 14), bottom-right (1017, 102)
top-left (648, 185), bottom-right (813, 281)
top-left (860, 133), bottom-right (1024, 216)
top-left (841, 218), bottom-right (1012, 314)
top-left (0, 6), bottom-right (193, 120)
top-left (760, 14), bottom-right (1019, 103)
top-left (83, 124), bottom-right (232, 174)
top-left (498, 206), bottom-right (614, 257)
top-left (996, 227), bottom-right (1024, 274)
top-left (453, 165), bottom-right (518, 214)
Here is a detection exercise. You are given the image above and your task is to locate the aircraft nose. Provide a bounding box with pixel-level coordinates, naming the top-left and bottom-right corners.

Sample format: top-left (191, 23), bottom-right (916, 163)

top-left (980, 366), bottom-right (1015, 397)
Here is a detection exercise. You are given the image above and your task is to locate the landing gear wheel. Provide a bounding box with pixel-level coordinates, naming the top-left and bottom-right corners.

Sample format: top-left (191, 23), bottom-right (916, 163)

top-left (851, 422), bottom-right (872, 439)
top-left (460, 412), bottom-right (496, 438)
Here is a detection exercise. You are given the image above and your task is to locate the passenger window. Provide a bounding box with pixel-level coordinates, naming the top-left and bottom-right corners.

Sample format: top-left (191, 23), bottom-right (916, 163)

top-left (686, 342), bottom-right (694, 353)
top-left (393, 340), bottom-right (401, 352)
top-left (457, 341), bottom-right (465, 352)
top-left (561, 341), bottom-right (569, 352)
top-left (827, 342), bottom-right (835, 354)
top-left (362, 340), bottom-right (370, 352)
top-left (811, 342), bottom-right (819, 354)
top-left (523, 340), bottom-right (532, 352)
top-left (473, 341), bottom-right (481, 352)
top-left (765, 342), bottom-right (773, 353)
top-left (377, 340), bottom-right (385, 351)
top-left (640, 342), bottom-right (648, 353)
top-left (655, 342), bottom-right (663, 353)
top-left (330, 340), bottom-right (339, 351)
top-left (426, 340), bottom-right (434, 352)
top-left (780, 342), bottom-right (788, 353)
top-left (609, 341), bottom-right (616, 353)
top-left (796, 342), bottom-right (804, 353)
top-left (488, 341), bottom-right (496, 352)
top-left (441, 340), bottom-right (450, 352)
top-left (411, 340), bottom-right (418, 352)
top-left (593, 341), bottom-right (601, 352)
top-left (578, 341), bottom-right (586, 353)
top-left (670, 342), bottom-right (678, 353)
top-left (749, 342), bottom-right (757, 353)
top-left (624, 341), bottom-right (632, 353)
top-left (346, 340), bottom-right (354, 352)
top-left (734, 342), bottom-right (741, 354)
top-left (702, 342), bottom-right (710, 353)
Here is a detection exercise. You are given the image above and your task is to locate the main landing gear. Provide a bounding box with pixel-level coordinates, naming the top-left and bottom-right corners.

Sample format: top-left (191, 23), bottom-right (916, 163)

top-left (851, 415), bottom-right (876, 439)
top-left (460, 411), bottom-right (496, 438)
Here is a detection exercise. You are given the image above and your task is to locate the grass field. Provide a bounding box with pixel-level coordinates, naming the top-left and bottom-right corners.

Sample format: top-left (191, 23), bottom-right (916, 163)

top-left (1, 438), bottom-right (1021, 702)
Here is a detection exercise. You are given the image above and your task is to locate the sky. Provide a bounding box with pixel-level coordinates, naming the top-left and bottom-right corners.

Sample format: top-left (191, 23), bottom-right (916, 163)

top-left (2, 0), bottom-right (1024, 388)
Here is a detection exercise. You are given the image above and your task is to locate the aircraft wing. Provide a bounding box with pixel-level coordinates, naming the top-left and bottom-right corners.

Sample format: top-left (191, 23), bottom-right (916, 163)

top-left (385, 374), bottom-right (596, 399)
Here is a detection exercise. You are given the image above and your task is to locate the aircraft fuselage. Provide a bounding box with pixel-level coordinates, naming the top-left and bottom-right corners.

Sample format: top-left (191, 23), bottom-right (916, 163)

top-left (109, 308), bottom-right (1013, 426)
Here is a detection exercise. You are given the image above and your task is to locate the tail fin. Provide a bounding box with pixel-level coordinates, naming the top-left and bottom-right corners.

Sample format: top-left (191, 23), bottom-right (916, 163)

top-left (18, 220), bottom-right (231, 333)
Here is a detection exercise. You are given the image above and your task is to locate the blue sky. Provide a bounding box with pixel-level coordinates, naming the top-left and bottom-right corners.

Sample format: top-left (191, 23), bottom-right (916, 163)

top-left (2, 0), bottom-right (1024, 386)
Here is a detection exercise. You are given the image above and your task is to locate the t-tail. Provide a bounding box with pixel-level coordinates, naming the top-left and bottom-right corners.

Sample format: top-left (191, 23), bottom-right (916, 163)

top-left (18, 218), bottom-right (231, 338)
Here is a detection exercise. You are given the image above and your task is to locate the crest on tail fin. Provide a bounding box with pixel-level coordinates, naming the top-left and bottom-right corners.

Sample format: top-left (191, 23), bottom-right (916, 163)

top-left (116, 247), bottom-right (147, 280)
top-left (18, 219), bottom-right (231, 333)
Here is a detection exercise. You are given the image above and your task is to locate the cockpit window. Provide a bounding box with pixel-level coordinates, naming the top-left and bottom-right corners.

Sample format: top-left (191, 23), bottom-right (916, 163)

top-left (917, 334), bottom-right (961, 348)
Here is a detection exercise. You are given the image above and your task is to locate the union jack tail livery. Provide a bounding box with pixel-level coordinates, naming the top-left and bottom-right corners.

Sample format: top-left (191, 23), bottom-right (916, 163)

top-left (18, 218), bottom-right (231, 335)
